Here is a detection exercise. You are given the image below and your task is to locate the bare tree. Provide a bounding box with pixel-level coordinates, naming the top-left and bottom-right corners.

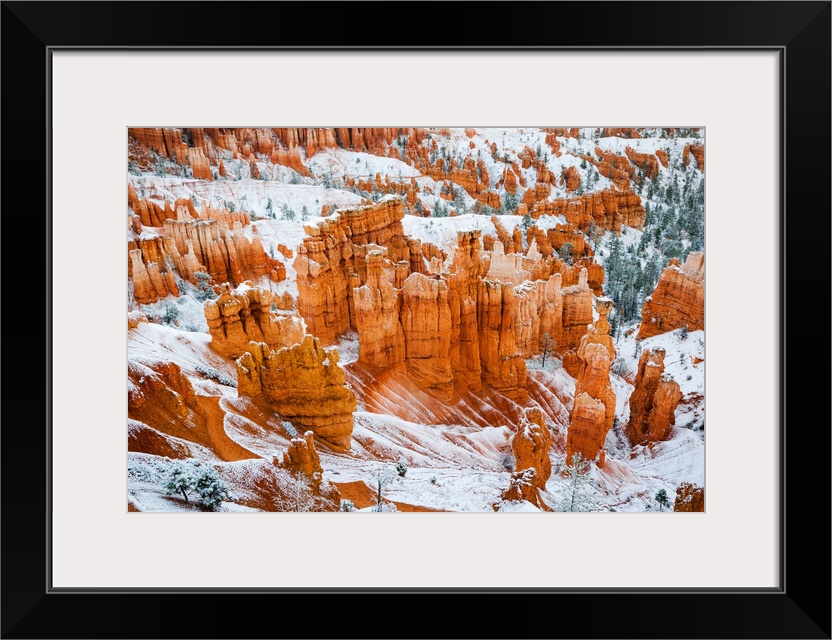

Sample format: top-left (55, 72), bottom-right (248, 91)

top-left (280, 475), bottom-right (317, 512)
top-left (374, 465), bottom-right (398, 512)
top-left (540, 333), bottom-right (553, 369)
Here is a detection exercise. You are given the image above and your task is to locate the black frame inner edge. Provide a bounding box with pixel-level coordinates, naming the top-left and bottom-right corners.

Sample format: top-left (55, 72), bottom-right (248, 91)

top-left (47, 44), bottom-right (784, 596)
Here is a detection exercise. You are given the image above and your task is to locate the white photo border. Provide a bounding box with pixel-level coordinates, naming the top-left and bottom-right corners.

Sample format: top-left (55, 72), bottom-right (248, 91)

top-left (50, 50), bottom-right (779, 589)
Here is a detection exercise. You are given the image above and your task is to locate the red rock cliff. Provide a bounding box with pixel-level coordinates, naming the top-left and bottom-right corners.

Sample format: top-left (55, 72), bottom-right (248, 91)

top-left (638, 252), bottom-right (704, 339)
top-left (549, 189), bottom-right (646, 233)
top-left (560, 166), bottom-right (581, 192)
top-left (129, 246), bottom-right (180, 305)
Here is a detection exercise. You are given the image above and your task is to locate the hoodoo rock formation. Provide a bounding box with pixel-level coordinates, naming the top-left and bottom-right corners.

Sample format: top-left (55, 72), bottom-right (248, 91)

top-left (567, 392), bottom-right (608, 463)
top-left (674, 482), bottom-right (704, 512)
top-left (486, 241), bottom-right (531, 284)
top-left (638, 252), bottom-right (704, 339)
top-left (563, 296), bottom-right (615, 377)
top-left (129, 248), bottom-right (180, 305)
top-left (625, 349), bottom-right (682, 445)
top-left (293, 198), bottom-right (419, 345)
top-left (236, 336), bottom-right (356, 451)
top-left (566, 340), bottom-right (616, 463)
top-left (600, 127), bottom-right (642, 139)
top-left (291, 199), bottom-right (611, 404)
top-left (446, 231), bottom-right (484, 390)
top-left (503, 408), bottom-right (552, 506)
top-left (690, 143), bottom-right (705, 171)
top-left (560, 166), bottom-right (581, 192)
top-left (164, 218), bottom-right (283, 286)
top-left (400, 272), bottom-right (454, 401)
top-left (281, 430), bottom-right (323, 483)
top-left (594, 148), bottom-right (636, 189)
top-left (204, 283), bottom-right (305, 359)
top-left (477, 279), bottom-right (529, 402)
top-left (129, 127), bottom-right (434, 190)
top-left (560, 268), bottom-right (594, 350)
top-left (683, 143), bottom-right (705, 171)
top-left (128, 191), bottom-right (286, 308)
top-left (353, 250), bottom-right (406, 370)
top-left (490, 216), bottom-right (524, 255)
top-left (293, 226), bottom-right (352, 344)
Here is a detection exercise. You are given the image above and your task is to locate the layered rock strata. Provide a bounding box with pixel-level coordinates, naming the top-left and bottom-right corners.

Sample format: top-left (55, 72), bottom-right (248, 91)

top-left (293, 198), bottom-right (418, 345)
top-left (400, 273), bottom-right (454, 402)
top-left (536, 189), bottom-right (646, 234)
top-left (560, 268), bottom-right (594, 350)
top-left (352, 250), bottom-right (406, 370)
top-left (638, 252), bottom-right (704, 339)
top-left (236, 336), bottom-right (356, 451)
top-left (205, 283), bottom-right (305, 358)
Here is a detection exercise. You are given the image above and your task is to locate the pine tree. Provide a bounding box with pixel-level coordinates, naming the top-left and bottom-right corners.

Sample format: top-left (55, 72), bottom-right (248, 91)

top-left (195, 466), bottom-right (229, 511)
top-left (162, 461), bottom-right (229, 510)
top-left (655, 488), bottom-right (671, 511)
top-left (163, 462), bottom-right (196, 503)
top-left (395, 459), bottom-right (408, 477)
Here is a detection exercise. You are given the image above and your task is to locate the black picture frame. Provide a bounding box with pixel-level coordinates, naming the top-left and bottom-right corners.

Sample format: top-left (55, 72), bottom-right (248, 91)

top-left (2, 1), bottom-right (829, 638)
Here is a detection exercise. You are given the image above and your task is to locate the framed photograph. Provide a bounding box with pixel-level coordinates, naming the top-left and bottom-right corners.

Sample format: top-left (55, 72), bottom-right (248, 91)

top-left (3, 1), bottom-right (829, 638)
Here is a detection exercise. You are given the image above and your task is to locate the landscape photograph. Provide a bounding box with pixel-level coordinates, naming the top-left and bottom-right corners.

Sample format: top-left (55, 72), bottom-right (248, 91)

top-left (127, 126), bottom-right (705, 513)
